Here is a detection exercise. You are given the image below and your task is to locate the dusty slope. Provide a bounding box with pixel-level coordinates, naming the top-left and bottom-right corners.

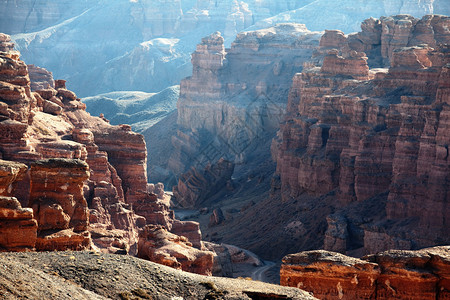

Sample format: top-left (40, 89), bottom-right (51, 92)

top-left (0, 251), bottom-right (316, 300)
top-left (82, 86), bottom-right (179, 133)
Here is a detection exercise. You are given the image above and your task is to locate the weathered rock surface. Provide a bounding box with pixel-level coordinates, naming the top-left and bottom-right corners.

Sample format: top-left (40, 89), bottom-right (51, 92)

top-left (27, 64), bottom-right (54, 91)
top-left (170, 25), bottom-right (321, 190)
top-left (274, 15), bottom-right (450, 256)
top-left (173, 158), bottom-right (234, 208)
top-left (0, 159), bottom-right (38, 251)
top-left (0, 251), bottom-right (317, 300)
top-left (281, 246), bottom-right (450, 300)
top-left (0, 159), bottom-right (27, 196)
top-left (29, 158), bottom-right (91, 251)
top-left (0, 34), bottom-right (218, 275)
top-left (0, 197), bottom-right (37, 252)
top-left (138, 224), bottom-right (215, 276)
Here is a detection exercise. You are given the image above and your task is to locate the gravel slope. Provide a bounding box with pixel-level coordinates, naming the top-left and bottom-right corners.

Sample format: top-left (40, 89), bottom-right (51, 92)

top-left (0, 251), bottom-right (317, 300)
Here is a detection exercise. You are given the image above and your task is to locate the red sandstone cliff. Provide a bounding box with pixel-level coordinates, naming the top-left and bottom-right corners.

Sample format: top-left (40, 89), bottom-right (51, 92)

top-left (280, 246), bottom-right (450, 300)
top-left (273, 15), bottom-right (450, 256)
top-left (0, 33), bottom-right (214, 275)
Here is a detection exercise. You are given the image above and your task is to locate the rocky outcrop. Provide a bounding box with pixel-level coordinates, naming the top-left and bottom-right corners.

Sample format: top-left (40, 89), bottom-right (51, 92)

top-left (0, 33), bottom-right (215, 274)
top-left (173, 158), bottom-right (234, 208)
top-left (27, 64), bottom-right (54, 91)
top-left (281, 246), bottom-right (450, 300)
top-left (0, 196), bottom-right (38, 251)
top-left (274, 15), bottom-right (450, 256)
top-left (281, 250), bottom-right (380, 299)
top-left (29, 158), bottom-right (91, 251)
top-left (138, 225), bottom-right (215, 276)
top-left (0, 159), bottom-right (37, 251)
top-left (0, 159), bottom-right (27, 196)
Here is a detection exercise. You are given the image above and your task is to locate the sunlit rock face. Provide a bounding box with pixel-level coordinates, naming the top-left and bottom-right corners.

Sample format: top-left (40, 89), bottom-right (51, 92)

top-left (281, 246), bottom-right (450, 300)
top-left (274, 14), bottom-right (450, 256)
top-left (0, 35), bottom-right (217, 275)
top-left (29, 158), bottom-right (91, 251)
top-left (0, 160), bottom-right (37, 252)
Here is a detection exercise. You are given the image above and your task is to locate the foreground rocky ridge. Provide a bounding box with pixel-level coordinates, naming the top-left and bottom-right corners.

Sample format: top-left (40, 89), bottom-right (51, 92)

top-left (281, 246), bottom-right (450, 300)
top-left (0, 251), bottom-right (316, 300)
top-left (274, 14), bottom-right (450, 256)
top-left (0, 33), bottom-right (218, 275)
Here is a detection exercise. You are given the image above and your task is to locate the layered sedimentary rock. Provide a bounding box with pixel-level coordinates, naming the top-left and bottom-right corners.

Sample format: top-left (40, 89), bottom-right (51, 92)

top-left (138, 225), bottom-right (215, 276)
top-left (170, 25), bottom-right (321, 197)
top-left (29, 158), bottom-right (91, 251)
top-left (0, 160), bottom-right (37, 251)
top-left (281, 246), bottom-right (450, 300)
top-left (173, 158), bottom-right (234, 208)
top-left (0, 196), bottom-right (37, 251)
top-left (274, 15), bottom-right (450, 255)
top-left (27, 64), bottom-right (54, 91)
top-left (0, 33), bottom-right (215, 274)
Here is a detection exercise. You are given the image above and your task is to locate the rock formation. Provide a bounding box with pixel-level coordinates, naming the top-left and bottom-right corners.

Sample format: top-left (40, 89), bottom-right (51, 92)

top-left (170, 25), bottom-right (321, 195)
top-left (0, 159), bottom-right (37, 251)
top-left (274, 14), bottom-right (450, 256)
top-left (138, 224), bottom-right (214, 275)
top-left (29, 158), bottom-right (91, 251)
top-left (27, 64), bottom-right (54, 91)
top-left (173, 158), bottom-right (234, 208)
top-left (0, 33), bottom-right (217, 275)
top-left (281, 246), bottom-right (450, 300)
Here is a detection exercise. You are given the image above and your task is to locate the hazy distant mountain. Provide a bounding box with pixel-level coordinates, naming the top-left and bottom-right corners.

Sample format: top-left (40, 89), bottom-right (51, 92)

top-left (3, 0), bottom-right (448, 97)
top-left (249, 0), bottom-right (449, 32)
top-left (82, 85), bottom-right (179, 132)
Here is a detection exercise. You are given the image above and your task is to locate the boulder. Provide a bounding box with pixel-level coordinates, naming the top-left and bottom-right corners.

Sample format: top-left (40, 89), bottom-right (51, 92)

top-left (138, 225), bottom-right (214, 275)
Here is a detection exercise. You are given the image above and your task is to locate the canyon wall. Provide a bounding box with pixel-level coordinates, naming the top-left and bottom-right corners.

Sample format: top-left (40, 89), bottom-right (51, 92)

top-left (0, 33), bottom-right (216, 275)
top-left (281, 246), bottom-right (450, 300)
top-left (170, 25), bottom-right (321, 186)
top-left (274, 15), bottom-right (450, 256)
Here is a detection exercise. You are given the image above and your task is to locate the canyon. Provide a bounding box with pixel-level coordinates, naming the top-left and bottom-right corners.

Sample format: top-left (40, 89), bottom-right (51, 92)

top-left (163, 14), bottom-right (450, 265)
top-left (0, 32), bottom-right (219, 275)
top-left (1, 1), bottom-right (450, 298)
top-left (170, 24), bottom-right (321, 184)
top-left (273, 14), bottom-right (450, 257)
top-left (2, 0), bottom-right (315, 97)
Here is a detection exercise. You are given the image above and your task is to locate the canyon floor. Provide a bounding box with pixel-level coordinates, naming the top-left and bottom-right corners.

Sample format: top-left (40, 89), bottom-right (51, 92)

top-left (0, 251), bottom-right (315, 300)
